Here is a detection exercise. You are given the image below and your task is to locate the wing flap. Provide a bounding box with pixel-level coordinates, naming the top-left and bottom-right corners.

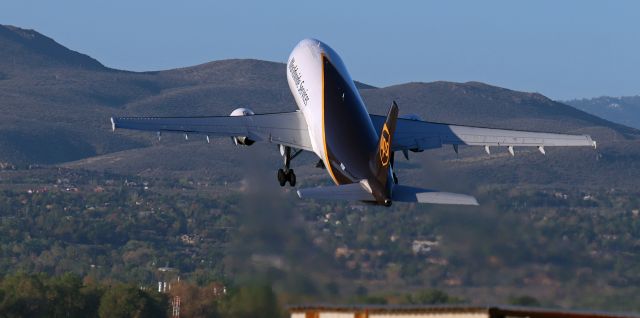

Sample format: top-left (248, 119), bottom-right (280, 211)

top-left (370, 114), bottom-right (596, 152)
top-left (112, 111), bottom-right (314, 151)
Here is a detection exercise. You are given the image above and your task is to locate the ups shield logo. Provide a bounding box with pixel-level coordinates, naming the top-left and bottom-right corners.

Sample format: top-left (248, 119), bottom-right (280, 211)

top-left (379, 124), bottom-right (391, 166)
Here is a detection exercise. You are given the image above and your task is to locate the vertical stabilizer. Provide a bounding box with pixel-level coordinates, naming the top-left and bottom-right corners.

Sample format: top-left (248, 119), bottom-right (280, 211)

top-left (369, 101), bottom-right (399, 205)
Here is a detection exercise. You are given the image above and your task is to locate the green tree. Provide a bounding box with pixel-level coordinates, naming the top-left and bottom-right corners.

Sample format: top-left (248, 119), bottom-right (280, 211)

top-left (45, 273), bottom-right (86, 317)
top-left (508, 295), bottom-right (541, 307)
top-left (0, 273), bottom-right (48, 317)
top-left (324, 281), bottom-right (340, 296)
top-left (98, 284), bottom-right (167, 318)
top-left (222, 284), bottom-right (280, 318)
top-left (80, 282), bottom-right (105, 318)
top-left (405, 289), bottom-right (463, 305)
top-left (355, 295), bottom-right (387, 304)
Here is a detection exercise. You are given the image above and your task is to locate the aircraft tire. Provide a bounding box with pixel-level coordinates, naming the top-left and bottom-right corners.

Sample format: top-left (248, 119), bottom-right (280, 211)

top-left (288, 170), bottom-right (296, 187)
top-left (277, 169), bottom-right (287, 186)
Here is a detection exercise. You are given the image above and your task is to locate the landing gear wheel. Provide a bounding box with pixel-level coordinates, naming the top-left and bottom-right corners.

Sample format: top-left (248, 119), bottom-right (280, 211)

top-left (277, 169), bottom-right (286, 186)
top-left (287, 169), bottom-right (296, 187)
top-left (277, 145), bottom-right (302, 187)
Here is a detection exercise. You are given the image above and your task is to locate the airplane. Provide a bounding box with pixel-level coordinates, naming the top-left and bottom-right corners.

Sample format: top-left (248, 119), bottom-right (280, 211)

top-left (111, 38), bottom-right (596, 206)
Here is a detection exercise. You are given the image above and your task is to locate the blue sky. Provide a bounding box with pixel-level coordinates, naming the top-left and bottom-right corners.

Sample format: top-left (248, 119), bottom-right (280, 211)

top-left (1, 0), bottom-right (638, 100)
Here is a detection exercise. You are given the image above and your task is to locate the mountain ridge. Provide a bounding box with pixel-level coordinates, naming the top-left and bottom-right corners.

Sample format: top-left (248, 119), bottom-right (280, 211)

top-left (0, 24), bottom-right (637, 172)
top-left (0, 24), bottom-right (106, 71)
top-left (564, 95), bottom-right (640, 130)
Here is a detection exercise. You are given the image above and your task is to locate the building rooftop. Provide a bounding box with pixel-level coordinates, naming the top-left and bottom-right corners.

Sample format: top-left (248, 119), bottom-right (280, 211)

top-left (288, 305), bottom-right (639, 318)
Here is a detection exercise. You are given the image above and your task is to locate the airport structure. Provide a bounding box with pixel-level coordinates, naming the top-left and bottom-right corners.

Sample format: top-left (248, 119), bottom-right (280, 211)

top-left (289, 305), bottom-right (639, 318)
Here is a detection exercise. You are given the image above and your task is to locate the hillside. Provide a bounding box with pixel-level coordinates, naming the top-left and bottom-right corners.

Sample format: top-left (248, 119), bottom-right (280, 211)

top-left (363, 82), bottom-right (637, 137)
top-left (0, 25), bottom-right (105, 71)
top-left (0, 24), bottom-right (638, 168)
top-left (564, 95), bottom-right (640, 130)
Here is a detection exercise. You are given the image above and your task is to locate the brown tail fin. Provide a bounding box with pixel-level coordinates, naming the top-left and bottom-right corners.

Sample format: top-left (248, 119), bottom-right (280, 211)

top-left (371, 101), bottom-right (399, 196)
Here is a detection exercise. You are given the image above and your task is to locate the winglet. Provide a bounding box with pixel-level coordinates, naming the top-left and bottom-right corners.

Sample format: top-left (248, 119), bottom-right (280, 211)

top-left (110, 117), bottom-right (116, 131)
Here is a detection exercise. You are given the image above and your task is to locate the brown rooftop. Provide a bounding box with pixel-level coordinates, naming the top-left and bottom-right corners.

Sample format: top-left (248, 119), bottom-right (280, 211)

top-left (288, 305), bottom-right (639, 318)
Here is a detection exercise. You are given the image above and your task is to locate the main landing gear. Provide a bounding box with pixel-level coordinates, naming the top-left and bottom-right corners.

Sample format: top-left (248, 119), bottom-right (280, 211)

top-left (277, 145), bottom-right (302, 187)
top-left (277, 168), bottom-right (295, 187)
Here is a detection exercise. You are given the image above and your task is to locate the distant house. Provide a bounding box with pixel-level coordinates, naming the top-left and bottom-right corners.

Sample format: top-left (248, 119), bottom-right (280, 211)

top-left (412, 239), bottom-right (439, 255)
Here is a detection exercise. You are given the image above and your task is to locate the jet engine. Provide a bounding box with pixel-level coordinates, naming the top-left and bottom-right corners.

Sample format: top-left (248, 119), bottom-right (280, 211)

top-left (399, 113), bottom-right (424, 152)
top-left (230, 107), bottom-right (255, 146)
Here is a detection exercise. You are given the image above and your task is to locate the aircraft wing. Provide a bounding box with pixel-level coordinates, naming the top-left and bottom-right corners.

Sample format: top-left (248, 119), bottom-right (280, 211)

top-left (111, 111), bottom-right (314, 151)
top-left (369, 115), bottom-right (596, 152)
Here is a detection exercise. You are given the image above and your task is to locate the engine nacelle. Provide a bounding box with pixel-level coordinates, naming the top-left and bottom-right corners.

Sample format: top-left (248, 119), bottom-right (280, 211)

top-left (230, 108), bottom-right (256, 146)
top-left (399, 113), bottom-right (424, 152)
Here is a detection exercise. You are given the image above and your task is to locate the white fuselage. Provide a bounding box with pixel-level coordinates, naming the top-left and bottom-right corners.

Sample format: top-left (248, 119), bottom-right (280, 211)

top-left (286, 38), bottom-right (380, 186)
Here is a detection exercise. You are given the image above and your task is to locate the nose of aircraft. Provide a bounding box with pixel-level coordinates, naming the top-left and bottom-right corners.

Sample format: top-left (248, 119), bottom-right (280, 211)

top-left (289, 38), bottom-right (326, 62)
top-left (297, 38), bottom-right (322, 48)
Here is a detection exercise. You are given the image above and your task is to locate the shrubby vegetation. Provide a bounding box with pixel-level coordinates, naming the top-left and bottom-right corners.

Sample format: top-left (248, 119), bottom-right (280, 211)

top-left (0, 167), bottom-right (639, 313)
top-left (0, 272), bottom-right (285, 318)
top-left (0, 273), bottom-right (165, 318)
top-left (0, 272), bottom-right (465, 317)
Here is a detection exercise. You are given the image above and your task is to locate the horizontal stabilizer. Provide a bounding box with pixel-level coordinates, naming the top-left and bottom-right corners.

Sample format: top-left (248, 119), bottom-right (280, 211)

top-left (297, 182), bottom-right (375, 202)
top-left (392, 185), bottom-right (479, 205)
top-left (298, 182), bottom-right (478, 206)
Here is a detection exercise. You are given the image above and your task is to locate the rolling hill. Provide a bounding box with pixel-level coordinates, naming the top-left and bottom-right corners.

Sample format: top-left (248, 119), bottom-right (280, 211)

top-left (1, 23), bottom-right (639, 189)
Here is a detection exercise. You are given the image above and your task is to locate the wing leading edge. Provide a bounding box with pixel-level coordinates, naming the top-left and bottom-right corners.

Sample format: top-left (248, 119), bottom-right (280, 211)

top-left (111, 111), bottom-right (313, 151)
top-left (369, 115), bottom-right (596, 152)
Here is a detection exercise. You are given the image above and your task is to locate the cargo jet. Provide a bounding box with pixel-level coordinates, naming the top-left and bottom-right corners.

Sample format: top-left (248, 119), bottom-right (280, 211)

top-left (111, 39), bottom-right (596, 206)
